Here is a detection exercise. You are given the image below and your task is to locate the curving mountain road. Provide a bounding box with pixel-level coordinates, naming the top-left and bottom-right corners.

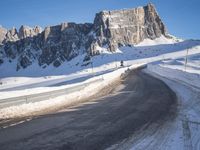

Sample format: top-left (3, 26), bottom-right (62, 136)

top-left (0, 70), bottom-right (177, 150)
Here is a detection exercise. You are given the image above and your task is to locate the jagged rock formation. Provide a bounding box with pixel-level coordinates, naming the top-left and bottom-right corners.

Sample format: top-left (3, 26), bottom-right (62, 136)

top-left (18, 25), bottom-right (42, 39)
top-left (0, 26), bottom-right (7, 44)
top-left (0, 3), bottom-right (169, 70)
top-left (89, 3), bottom-right (168, 54)
top-left (5, 27), bottom-right (19, 42)
top-left (0, 25), bottom-right (42, 44)
top-left (39, 23), bottom-right (92, 67)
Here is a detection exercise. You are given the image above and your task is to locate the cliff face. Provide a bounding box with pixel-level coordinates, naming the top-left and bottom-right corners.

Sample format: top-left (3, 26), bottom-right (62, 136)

top-left (89, 3), bottom-right (167, 54)
top-left (18, 25), bottom-right (42, 39)
top-left (0, 3), bottom-right (169, 70)
top-left (0, 25), bottom-right (42, 44)
top-left (39, 23), bottom-right (92, 67)
top-left (1, 23), bottom-right (92, 70)
top-left (0, 27), bottom-right (7, 44)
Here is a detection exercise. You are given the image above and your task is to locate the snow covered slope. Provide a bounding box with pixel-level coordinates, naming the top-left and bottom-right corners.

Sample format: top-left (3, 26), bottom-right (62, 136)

top-left (0, 36), bottom-right (200, 93)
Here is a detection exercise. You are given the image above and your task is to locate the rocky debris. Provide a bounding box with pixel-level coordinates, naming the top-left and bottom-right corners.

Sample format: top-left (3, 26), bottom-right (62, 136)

top-left (0, 3), bottom-right (169, 70)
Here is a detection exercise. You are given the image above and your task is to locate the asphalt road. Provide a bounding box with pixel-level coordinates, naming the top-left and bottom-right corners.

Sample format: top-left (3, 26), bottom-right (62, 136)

top-left (0, 70), bottom-right (177, 150)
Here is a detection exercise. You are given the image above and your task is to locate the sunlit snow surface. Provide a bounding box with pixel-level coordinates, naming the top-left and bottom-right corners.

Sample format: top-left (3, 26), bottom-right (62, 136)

top-left (0, 36), bottom-right (199, 92)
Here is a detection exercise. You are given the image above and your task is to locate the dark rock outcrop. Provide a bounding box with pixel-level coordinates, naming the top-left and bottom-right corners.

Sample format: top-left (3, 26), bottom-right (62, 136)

top-left (39, 22), bottom-right (93, 67)
top-left (0, 3), bottom-right (169, 70)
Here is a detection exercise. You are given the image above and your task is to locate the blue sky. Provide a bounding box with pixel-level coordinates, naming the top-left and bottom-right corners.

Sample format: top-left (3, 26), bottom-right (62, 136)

top-left (0, 0), bottom-right (199, 39)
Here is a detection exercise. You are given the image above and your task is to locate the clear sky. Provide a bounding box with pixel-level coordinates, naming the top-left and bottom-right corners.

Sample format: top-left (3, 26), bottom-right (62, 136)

top-left (0, 0), bottom-right (199, 39)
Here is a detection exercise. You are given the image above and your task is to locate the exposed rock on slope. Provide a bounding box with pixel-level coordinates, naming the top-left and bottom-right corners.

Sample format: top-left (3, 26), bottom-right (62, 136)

top-left (39, 23), bottom-right (93, 67)
top-left (0, 26), bottom-right (7, 44)
top-left (5, 27), bottom-right (19, 42)
top-left (0, 25), bottom-right (42, 44)
top-left (0, 3), bottom-right (169, 70)
top-left (89, 3), bottom-right (167, 54)
top-left (18, 25), bottom-right (42, 39)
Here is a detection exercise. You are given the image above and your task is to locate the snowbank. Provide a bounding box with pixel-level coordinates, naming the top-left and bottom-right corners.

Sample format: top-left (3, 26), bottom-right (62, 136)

top-left (147, 64), bottom-right (200, 88)
top-left (0, 66), bottom-right (133, 119)
top-left (137, 64), bottom-right (200, 150)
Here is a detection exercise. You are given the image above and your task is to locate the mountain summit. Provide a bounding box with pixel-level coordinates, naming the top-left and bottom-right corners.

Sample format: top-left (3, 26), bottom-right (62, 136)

top-left (90, 3), bottom-right (168, 53)
top-left (0, 3), bottom-right (169, 70)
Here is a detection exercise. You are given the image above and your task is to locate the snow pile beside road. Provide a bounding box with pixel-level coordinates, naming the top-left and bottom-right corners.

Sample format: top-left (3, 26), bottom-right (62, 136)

top-left (0, 66), bottom-right (132, 119)
top-left (140, 65), bottom-right (200, 150)
top-left (147, 64), bottom-right (200, 88)
top-left (161, 53), bottom-right (200, 74)
top-left (146, 52), bottom-right (200, 89)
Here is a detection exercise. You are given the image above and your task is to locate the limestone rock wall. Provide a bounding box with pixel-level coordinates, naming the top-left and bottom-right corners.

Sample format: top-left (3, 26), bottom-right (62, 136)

top-left (0, 3), bottom-right (169, 70)
top-left (90, 3), bottom-right (168, 53)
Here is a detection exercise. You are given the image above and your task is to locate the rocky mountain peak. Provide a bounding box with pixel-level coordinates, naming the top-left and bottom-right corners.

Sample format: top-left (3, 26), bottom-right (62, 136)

top-left (0, 3), bottom-right (170, 70)
top-left (33, 26), bottom-right (42, 34)
top-left (90, 3), bottom-right (168, 53)
top-left (5, 27), bottom-right (19, 42)
top-left (0, 25), bottom-right (43, 44)
top-left (0, 26), bottom-right (7, 44)
top-left (18, 25), bottom-right (42, 39)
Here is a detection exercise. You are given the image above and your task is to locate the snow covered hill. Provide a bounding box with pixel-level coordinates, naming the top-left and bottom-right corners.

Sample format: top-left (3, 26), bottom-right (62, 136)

top-left (0, 35), bottom-right (200, 96)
